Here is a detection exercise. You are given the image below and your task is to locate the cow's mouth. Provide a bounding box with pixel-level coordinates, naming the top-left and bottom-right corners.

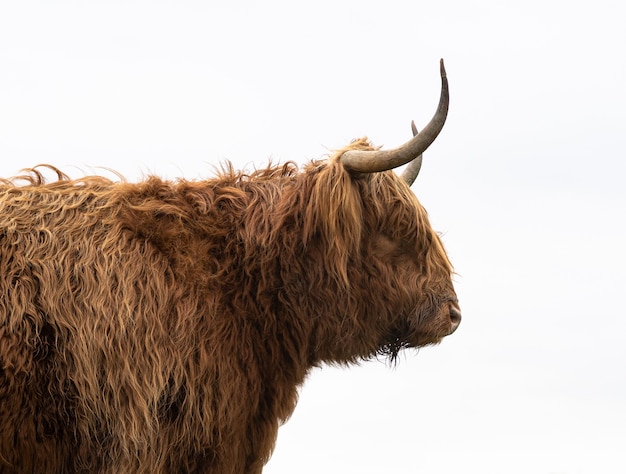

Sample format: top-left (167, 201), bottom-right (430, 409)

top-left (406, 300), bottom-right (461, 347)
top-left (377, 300), bottom-right (460, 362)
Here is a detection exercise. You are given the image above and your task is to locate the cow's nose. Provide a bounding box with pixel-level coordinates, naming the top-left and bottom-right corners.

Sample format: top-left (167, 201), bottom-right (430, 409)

top-left (449, 306), bottom-right (461, 333)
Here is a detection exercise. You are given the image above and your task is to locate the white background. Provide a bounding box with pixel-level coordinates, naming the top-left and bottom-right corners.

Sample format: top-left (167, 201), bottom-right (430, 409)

top-left (1, 1), bottom-right (625, 473)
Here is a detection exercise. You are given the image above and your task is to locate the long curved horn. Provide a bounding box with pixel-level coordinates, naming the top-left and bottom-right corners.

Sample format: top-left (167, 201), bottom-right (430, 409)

top-left (340, 59), bottom-right (449, 174)
top-left (400, 121), bottom-right (422, 186)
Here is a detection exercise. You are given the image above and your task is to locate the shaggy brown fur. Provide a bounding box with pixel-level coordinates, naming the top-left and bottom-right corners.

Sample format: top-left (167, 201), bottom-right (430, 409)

top-left (0, 138), bottom-right (459, 473)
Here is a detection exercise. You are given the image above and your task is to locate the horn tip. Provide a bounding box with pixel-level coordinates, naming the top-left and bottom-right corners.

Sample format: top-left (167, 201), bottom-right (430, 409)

top-left (439, 58), bottom-right (447, 78)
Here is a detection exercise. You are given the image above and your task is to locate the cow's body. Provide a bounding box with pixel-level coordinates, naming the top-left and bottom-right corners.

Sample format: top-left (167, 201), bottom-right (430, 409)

top-left (1, 167), bottom-right (309, 472)
top-left (0, 62), bottom-right (460, 473)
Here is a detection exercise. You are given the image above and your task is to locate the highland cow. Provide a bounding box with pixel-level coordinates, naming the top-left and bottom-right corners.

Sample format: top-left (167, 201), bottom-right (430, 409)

top-left (0, 60), bottom-right (460, 473)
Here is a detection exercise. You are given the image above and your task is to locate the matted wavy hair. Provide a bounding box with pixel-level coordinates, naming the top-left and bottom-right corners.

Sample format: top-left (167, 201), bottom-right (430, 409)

top-left (0, 135), bottom-right (455, 473)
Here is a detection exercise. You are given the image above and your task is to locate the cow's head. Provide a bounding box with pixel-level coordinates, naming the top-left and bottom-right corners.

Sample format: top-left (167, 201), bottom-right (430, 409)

top-left (294, 60), bottom-right (459, 362)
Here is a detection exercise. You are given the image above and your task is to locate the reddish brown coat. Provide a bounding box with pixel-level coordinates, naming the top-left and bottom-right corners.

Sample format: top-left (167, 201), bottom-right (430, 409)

top-left (0, 140), bottom-right (459, 473)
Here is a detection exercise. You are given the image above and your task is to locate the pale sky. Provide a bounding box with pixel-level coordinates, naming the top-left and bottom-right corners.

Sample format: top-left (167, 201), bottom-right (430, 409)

top-left (1, 1), bottom-right (625, 473)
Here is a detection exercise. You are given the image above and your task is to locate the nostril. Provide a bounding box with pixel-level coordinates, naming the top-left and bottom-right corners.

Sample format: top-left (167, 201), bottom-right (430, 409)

top-left (449, 307), bottom-right (462, 327)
